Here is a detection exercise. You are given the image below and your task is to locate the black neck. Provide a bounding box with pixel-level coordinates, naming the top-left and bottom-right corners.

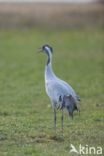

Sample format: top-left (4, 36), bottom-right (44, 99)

top-left (46, 51), bottom-right (51, 65)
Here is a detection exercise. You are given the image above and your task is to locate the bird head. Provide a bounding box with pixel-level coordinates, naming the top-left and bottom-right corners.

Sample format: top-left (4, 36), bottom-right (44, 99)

top-left (38, 44), bottom-right (53, 54)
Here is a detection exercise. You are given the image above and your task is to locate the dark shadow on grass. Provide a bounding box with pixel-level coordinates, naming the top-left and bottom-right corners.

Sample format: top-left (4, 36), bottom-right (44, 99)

top-left (29, 134), bottom-right (64, 143)
top-left (0, 111), bottom-right (9, 116)
top-left (0, 133), bottom-right (7, 141)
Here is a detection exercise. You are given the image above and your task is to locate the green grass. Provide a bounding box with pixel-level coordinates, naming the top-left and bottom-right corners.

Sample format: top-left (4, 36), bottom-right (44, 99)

top-left (0, 28), bottom-right (104, 156)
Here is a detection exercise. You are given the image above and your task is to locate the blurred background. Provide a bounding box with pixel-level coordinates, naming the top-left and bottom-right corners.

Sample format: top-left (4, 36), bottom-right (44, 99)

top-left (0, 0), bottom-right (104, 29)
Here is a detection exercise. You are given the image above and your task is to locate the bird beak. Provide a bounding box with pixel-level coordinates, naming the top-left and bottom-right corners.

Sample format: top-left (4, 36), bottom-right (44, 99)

top-left (37, 48), bottom-right (43, 53)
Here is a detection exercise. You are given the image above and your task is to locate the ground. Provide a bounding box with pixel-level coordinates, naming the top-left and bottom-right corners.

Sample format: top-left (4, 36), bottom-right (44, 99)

top-left (0, 28), bottom-right (104, 156)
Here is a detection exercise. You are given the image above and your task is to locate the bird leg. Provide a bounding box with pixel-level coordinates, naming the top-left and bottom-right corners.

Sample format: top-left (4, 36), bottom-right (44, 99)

top-left (53, 108), bottom-right (56, 132)
top-left (61, 109), bottom-right (64, 134)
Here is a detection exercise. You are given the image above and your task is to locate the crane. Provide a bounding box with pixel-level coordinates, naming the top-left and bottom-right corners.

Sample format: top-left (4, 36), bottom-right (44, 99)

top-left (38, 44), bottom-right (80, 132)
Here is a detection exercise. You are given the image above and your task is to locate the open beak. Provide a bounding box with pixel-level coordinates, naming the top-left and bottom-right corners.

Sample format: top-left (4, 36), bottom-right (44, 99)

top-left (37, 47), bottom-right (43, 53)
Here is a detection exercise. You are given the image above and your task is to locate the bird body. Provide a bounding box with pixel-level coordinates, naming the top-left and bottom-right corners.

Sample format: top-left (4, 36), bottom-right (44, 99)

top-left (44, 46), bottom-right (78, 109)
top-left (39, 45), bottom-right (80, 131)
top-left (45, 70), bottom-right (78, 109)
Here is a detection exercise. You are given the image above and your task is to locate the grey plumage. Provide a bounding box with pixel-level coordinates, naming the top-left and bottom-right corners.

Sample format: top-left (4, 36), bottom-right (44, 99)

top-left (38, 44), bottom-right (80, 132)
top-left (63, 95), bottom-right (79, 118)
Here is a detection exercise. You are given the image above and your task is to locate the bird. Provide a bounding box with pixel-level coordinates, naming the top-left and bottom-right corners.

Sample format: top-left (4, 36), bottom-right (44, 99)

top-left (38, 44), bottom-right (80, 132)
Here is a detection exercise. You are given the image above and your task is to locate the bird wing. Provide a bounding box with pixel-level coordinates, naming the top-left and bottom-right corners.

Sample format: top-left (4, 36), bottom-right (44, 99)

top-left (45, 79), bottom-right (77, 103)
top-left (60, 79), bottom-right (80, 102)
top-left (56, 78), bottom-right (79, 101)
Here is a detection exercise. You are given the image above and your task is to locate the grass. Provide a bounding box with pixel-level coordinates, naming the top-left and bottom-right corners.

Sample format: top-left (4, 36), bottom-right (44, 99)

top-left (0, 28), bottom-right (104, 156)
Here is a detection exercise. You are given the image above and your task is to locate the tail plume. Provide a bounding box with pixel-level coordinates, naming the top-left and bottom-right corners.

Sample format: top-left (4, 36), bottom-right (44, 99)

top-left (63, 95), bottom-right (79, 118)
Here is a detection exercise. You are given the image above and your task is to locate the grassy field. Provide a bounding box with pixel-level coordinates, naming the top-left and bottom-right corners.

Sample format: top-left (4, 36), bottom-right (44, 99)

top-left (0, 28), bottom-right (104, 156)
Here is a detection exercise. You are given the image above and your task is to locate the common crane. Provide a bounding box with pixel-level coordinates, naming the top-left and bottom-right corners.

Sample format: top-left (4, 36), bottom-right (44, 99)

top-left (38, 45), bottom-right (80, 132)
